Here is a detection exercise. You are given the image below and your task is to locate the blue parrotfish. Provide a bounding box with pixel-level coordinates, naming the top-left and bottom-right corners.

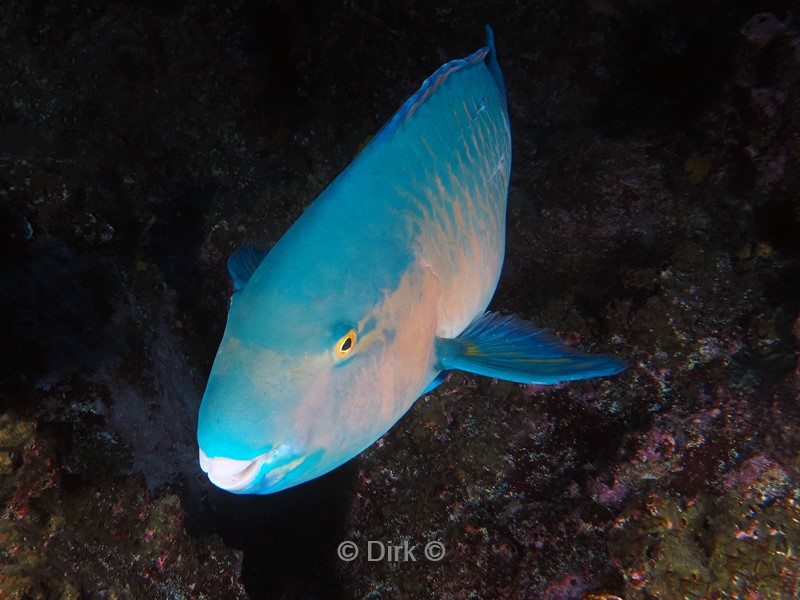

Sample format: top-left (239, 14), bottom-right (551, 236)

top-left (197, 28), bottom-right (625, 495)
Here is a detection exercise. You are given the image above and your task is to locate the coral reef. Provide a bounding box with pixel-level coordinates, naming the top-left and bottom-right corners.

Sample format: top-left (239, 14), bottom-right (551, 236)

top-left (0, 414), bottom-right (246, 599)
top-left (611, 474), bottom-right (800, 598)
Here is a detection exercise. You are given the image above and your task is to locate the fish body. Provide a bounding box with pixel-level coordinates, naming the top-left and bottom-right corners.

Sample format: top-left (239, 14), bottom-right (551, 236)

top-left (197, 29), bottom-right (624, 495)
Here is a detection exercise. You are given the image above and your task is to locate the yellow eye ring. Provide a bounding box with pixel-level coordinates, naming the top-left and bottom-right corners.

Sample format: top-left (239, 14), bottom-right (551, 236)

top-left (335, 329), bottom-right (357, 359)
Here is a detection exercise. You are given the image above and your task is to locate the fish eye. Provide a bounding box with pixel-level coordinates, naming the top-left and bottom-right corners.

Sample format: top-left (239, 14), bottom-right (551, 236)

top-left (335, 329), bottom-right (357, 359)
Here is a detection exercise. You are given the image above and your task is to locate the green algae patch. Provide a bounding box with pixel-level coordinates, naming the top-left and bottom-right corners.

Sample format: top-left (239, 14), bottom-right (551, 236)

top-left (611, 488), bottom-right (800, 598)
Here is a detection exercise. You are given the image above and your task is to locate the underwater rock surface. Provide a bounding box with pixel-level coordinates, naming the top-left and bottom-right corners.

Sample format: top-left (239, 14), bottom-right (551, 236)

top-left (0, 414), bottom-right (247, 598)
top-left (1, 0), bottom-right (799, 598)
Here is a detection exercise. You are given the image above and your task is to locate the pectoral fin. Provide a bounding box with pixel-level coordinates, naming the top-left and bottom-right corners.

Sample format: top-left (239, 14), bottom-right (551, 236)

top-left (227, 246), bottom-right (269, 292)
top-left (435, 312), bottom-right (625, 385)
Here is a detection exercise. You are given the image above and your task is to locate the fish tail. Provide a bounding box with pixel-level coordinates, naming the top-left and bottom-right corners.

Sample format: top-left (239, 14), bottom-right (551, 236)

top-left (484, 26), bottom-right (506, 107)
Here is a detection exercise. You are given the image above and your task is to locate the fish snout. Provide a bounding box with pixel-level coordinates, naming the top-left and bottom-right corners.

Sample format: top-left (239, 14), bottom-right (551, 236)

top-left (199, 445), bottom-right (305, 493)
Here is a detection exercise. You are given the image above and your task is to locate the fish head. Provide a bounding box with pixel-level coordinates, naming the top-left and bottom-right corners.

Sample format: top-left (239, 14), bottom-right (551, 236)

top-left (196, 275), bottom-right (417, 494)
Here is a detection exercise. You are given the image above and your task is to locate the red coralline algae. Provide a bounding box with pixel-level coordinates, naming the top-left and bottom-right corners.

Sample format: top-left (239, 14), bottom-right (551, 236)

top-left (587, 477), bottom-right (630, 505)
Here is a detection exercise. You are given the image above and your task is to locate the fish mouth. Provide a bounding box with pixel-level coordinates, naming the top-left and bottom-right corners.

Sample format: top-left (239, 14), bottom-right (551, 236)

top-left (199, 446), bottom-right (305, 493)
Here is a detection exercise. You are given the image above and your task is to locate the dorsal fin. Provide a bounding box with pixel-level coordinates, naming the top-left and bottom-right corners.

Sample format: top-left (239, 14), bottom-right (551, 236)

top-left (227, 246), bottom-right (269, 292)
